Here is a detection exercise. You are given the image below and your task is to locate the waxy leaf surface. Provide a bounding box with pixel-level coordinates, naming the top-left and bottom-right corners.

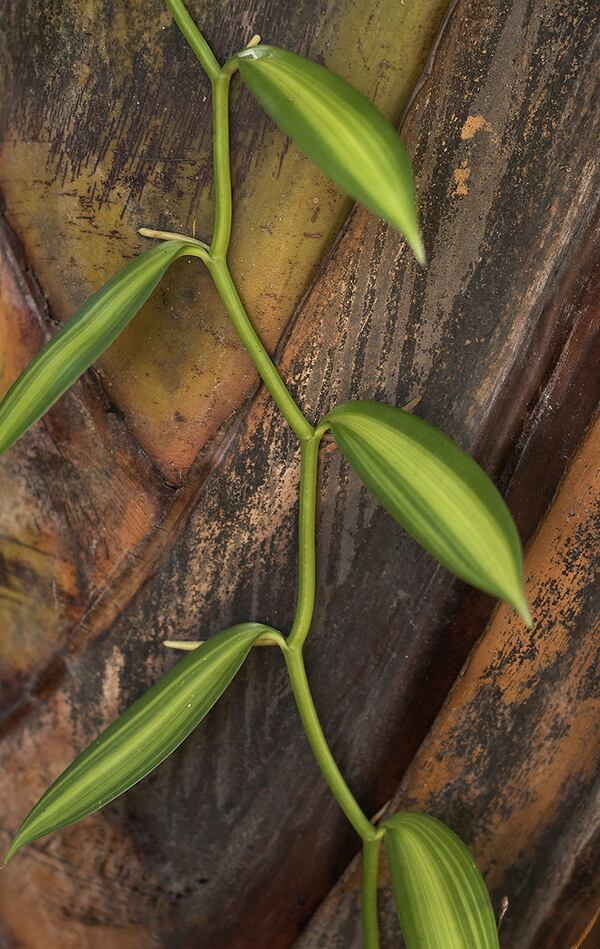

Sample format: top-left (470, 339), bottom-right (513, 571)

top-left (0, 240), bottom-right (201, 455)
top-left (325, 401), bottom-right (530, 621)
top-left (6, 623), bottom-right (269, 860)
top-left (383, 812), bottom-right (499, 949)
top-left (236, 46), bottom-right (424, 264)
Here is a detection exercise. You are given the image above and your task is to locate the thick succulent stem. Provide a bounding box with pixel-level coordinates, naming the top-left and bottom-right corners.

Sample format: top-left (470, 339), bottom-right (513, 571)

top-left (164, 3), bottom-right (383, 944)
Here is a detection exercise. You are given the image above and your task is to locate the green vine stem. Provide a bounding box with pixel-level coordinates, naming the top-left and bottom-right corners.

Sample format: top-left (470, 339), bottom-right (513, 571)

top-left (206, 258), bottom-right (313, 441)
top-left (162, 3), bottom-right (382, 944)
top-left (362, 836), bottom-right (383, 949)
top-left (286, 434), bottom-right (319, 647)
top-left (282, 645), bottom-right (380, 843)
top-left (164, 0), bottom-right (221, 81)
top-left (209, 73), bottom-right (234, 259)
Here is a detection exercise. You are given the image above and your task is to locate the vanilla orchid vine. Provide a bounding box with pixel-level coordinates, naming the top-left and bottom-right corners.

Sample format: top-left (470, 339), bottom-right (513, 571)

top-left (1, 3), bottom-right (531, 945)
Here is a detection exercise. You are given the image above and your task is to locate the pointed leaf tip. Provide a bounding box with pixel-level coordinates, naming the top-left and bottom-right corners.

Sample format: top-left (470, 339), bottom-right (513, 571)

top-left (4, 840), bottom-right (20, 864)
top-left (411, 232), bottom-right (427, 268)
top-left (6, 623), bottom-right (270, 858)
top-left (325, 400), bottom-right (528, 615)
top-left (236, 45), bottom-right (423, 263)
top-left (517, 596), bottom-right (533, 628)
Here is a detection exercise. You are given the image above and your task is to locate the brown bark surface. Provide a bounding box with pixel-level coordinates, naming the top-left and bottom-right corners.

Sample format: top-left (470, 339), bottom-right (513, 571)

top-left (0, 0), bottom-right (598, 946)
top-left (300, 410), bottom-right (600, 949)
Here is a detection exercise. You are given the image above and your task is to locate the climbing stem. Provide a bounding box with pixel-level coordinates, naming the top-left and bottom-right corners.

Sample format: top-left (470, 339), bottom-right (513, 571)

top-left (283, 645), bottom-right (378, 843)
top-left (287, 435), bottom-right (320, 648)
top-left (362, 836), bottom-right (383, 949)
top-left (164, 0), bottom-right (221, 81)
top-left (166, 5), bottom-right (381, 944)
top-left (210, 73), bottom-right (234, 258)
top-left (169, 0), bottom-right (312, 439)
top-left (207, 258), bottom-right (313, 440)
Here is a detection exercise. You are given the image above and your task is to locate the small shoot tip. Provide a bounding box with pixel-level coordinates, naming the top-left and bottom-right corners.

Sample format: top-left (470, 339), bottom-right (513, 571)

top-left (139, 227), bottom-right (209, 251)
top-left (246, 34), bottom-right (261, 49)
top-left (163, 640), bottom-right (203, 651)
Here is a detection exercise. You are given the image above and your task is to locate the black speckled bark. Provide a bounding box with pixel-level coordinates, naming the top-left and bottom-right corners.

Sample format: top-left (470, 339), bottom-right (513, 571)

top-left (0, 0), bottom-right (598, 946)
top-left (299, 413), bottom-right (600, 949)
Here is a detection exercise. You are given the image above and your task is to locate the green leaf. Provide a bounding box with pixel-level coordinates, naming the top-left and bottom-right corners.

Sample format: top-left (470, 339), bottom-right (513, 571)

top-left (236, 46), bottom-right (425, 265)
top-left (324, 401), bottom-right (530, 623)
top-left (5, 623), bottom-right (271, 861)
top-left (0, 240), bottom-right (201, 455)
top-left (383, 812), bottom-right (499, 949)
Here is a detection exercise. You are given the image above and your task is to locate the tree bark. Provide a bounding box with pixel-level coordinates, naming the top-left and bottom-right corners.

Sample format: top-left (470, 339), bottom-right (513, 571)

top-left (0, 0), bottom-right (598, 946)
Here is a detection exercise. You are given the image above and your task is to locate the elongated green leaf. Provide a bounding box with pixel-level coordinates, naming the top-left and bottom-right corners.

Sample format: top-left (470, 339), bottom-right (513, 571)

top-left (325, 401), bottom-right (530, 622)
top-left (383, 812), bottom-right (499, 949)
top-left (0, 240), bottom-right (201, 455)
top-left (236, 46), bottom-right (425, 264)
top-left (5, 623), bottom-right (271, 861)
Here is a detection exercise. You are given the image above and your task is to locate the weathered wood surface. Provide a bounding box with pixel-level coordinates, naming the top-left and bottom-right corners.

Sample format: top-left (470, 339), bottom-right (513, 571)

top-left (0, 0), bottom-right (448, 761)
top-left (299, 412), bottom-right (600, 949)
top-left (0, 216), bottom-right (173, 716)
top-left (0, 0), bottom-right (448, 474)
top-left (0, 0), bottom-right (599, 946)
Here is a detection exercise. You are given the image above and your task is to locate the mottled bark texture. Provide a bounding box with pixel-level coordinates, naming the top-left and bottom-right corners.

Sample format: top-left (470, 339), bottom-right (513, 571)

top-left (0, 0), bottom-right (598, 946)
